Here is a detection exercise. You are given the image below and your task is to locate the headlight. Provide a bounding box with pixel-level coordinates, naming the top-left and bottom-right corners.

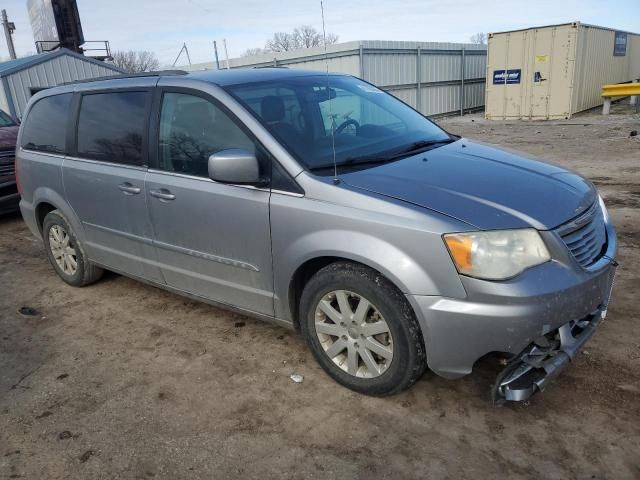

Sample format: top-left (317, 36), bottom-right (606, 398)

top-left (443, 229), bottom-right (550, 280)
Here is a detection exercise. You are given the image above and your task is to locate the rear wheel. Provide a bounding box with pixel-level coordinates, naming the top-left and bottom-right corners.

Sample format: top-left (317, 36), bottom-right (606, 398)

top-left (300, 262), bottom-right (426, 396)
top-left (42, 210), bottom-right (103, 287)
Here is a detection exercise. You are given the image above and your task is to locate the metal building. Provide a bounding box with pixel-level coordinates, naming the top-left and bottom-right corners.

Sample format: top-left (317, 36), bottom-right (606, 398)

top-left (485, 22), bottom-right (640, 120)
top-left (183, 40), bottom-right (487, 117)
top-left (0, 48), bottom-right (122, 119)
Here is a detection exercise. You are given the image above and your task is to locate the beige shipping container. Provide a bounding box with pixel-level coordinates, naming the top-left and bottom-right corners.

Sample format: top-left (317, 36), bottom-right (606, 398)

top-left (485, 22), bottom-right (640, 120)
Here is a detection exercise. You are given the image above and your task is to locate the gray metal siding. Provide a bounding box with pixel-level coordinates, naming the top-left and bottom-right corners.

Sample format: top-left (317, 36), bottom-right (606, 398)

top-left (5, 54), bottom-right (121, 118)
top-left (0, 81), bottom-right (8, 115)
top-left (572, 25), bottom-right (640, 114)
top-left (364, 52), bottom-right (417, 86)
top-left (183, 40), bottom-right (487, 116)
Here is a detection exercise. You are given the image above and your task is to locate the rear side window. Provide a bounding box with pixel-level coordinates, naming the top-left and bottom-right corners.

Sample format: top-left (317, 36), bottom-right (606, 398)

top-left (77, 91), bottom-right (148, 166)
top-left (21, 93), bottom-right (72, 154)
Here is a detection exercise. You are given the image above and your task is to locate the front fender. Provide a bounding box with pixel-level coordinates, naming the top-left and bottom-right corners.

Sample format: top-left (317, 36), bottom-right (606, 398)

top-left (273, 227), bottom-right (466, 322)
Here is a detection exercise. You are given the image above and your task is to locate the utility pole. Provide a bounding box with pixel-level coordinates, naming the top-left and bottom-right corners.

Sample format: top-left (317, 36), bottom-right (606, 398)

top-left (213, 40), bottom-right (220, 70)
top-left (223, 38), bottom-right (230, 70)
top-left (1, 9), bottom-right (17, 60)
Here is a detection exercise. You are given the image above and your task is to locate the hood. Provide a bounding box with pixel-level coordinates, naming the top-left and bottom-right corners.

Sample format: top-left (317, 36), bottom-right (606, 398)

top-left (0, 125), bottom-right (19, 150)
top-left (340, 139), bottom-right (596, 230)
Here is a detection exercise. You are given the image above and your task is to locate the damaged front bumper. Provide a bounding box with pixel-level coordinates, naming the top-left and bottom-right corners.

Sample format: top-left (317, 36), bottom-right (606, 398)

top-left (408, 220), bottom-right (617, 402)
top-left (493, 307), bottom-right (605, 403)
top-left (493, 257), bottom-right (617, 403)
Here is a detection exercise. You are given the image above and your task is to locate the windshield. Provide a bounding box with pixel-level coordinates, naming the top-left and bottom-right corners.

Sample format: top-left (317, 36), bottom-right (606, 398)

top-left (0, 109), bottom-right (16, 127)
top-left (225, 75), bottom-right (451, 172)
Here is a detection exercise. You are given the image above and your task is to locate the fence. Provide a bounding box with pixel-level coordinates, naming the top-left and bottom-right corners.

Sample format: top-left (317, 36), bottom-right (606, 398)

top-left (183, 40), bottom-right (487, 117)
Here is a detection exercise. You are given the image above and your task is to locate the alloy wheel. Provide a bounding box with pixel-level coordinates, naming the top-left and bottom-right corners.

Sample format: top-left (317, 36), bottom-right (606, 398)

top-left (314, 290), bottom-right (393, 378)
top-left (48, 225), bottom-right (78, 276)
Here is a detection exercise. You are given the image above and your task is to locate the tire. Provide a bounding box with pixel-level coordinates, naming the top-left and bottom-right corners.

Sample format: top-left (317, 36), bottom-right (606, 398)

top-left (300, 261), bottom-right (427, 396)
top-left (42, 210), bottom-right (103, 287)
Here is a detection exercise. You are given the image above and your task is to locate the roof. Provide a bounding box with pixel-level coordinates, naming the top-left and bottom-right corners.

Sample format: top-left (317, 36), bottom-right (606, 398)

top-left (187, 67), bottom-right (345, 86)
top-left (0, 48), bottom-right (124, 77)
top-left (490, 21), bottom-right (640, 37)
top-left (0, 54), bottom-right (46, 74)
top-left (42, 67), bottom-right (344, 96)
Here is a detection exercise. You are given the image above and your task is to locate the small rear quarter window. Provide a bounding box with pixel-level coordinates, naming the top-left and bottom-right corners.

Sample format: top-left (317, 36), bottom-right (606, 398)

top-left (21, 93), bottom-right (72, 154)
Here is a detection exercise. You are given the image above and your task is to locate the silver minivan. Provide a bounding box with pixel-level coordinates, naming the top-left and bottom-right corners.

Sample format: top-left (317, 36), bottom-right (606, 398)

top-left (17, 69), bottom-right (617, 402)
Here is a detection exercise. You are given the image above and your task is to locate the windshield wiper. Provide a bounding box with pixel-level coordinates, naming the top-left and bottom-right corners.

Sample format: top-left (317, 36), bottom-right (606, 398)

top-left (307, 138), bottom-right (455, 172)
top-left (341, 138), bottom-right (454, 166)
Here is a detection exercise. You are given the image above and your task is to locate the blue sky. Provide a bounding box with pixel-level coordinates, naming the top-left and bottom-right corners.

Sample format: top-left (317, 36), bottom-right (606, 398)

top-left (1, 0), bottom-right (639, 66)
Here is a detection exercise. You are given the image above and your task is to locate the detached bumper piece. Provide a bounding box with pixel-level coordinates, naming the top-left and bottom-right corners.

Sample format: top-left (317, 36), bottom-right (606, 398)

top-left (492, 310), bottom-right (603, 403)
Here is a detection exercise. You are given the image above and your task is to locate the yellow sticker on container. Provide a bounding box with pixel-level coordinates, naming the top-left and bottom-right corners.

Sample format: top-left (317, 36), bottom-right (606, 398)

top-left (535, 55), bottom-right (549, 63)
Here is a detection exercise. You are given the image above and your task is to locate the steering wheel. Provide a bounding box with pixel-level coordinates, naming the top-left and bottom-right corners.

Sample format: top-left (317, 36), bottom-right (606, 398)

top-left (335, 118), bottom-right (360, 135)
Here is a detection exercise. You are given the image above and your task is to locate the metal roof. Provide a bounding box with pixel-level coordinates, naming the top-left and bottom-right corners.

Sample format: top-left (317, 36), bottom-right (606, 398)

top-left (0, 54), bottom-right (48, 74)
top-left (0, 48), bottom-right (123, 77)
top-left (490, 21), bottom-right (640, 37)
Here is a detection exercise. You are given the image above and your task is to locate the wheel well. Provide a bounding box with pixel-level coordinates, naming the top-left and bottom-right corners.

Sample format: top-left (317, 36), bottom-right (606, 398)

top-left (288, 256), bottom-right (404, 330)
top-left (35, 202), bottom-right (56, 234)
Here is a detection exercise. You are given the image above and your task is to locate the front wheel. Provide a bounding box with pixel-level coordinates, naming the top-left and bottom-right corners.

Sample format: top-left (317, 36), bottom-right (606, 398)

top-left (300, 262), bottom-right (427, 396)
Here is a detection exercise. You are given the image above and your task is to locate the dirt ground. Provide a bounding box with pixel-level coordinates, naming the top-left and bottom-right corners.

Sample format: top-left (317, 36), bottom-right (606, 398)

top-left (1, 106), bottom-right (639, 480)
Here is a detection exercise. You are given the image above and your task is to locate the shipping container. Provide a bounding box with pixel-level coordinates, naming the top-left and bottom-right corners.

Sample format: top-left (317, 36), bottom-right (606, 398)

top-left (485, 22), bottom-right (640, 120)
top-left (182, 40), bottom-right (487, 117)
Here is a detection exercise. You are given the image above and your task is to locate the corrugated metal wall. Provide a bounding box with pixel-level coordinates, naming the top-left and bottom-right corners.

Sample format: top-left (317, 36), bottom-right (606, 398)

top-left (2, 54), bottom-right (121, 118)
top-left (632, 35), bottom-right (640, 79)
top-left (0, 83), bottom-right (8, 116)
top-left (572, 25), bottom-right (640, 113)
top-left (184, 40), bottom-right (487, 116)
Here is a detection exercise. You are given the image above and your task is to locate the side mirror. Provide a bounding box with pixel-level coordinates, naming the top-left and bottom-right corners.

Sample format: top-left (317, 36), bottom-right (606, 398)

top-left (208, 149), bottom-right (267, 186)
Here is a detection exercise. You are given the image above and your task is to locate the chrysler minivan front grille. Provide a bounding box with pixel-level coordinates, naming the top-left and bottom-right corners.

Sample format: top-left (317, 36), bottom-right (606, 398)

top-left (557, 202), bottom-right (607, 268)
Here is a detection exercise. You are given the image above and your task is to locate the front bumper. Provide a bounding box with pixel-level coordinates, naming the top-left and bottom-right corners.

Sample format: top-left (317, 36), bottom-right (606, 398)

top-left (407, 221), bottom-right (618, 394)
top-left (493, 303), bottom-right (610, 402)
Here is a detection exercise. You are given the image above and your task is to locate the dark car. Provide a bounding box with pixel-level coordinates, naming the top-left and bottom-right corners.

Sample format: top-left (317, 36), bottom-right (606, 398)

top-left (0, 108), bottom-right (19, 214)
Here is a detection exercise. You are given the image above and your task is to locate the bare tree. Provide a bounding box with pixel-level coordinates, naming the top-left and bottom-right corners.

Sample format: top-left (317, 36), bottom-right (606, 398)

top-left (292, 25), bottom-right (323, 48)
top-left (265, 32), bottom-right (296, 52)
top-left (324, 33), bottom-right (339, 46)
top-left (469, 33), bottom-right (487, 45)
top-left (241, 47), bottom-right (269, 57)
top-left (243, 25), bottom-right (338, 56)
top-left (110, 50), bottom-right (160, 73)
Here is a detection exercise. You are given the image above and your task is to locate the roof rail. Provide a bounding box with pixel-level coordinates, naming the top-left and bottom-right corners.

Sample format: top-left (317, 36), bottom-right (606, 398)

top-left (61, 69), bottom-right (189, 86)
top-left (252, 65), bottom-right (289, 69)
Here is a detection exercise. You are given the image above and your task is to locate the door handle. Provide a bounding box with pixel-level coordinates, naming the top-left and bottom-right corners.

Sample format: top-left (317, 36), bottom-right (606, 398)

top-left (149, 189), bottom-right (176, 201)
top-left (118, 182), bottom-right (141, 195)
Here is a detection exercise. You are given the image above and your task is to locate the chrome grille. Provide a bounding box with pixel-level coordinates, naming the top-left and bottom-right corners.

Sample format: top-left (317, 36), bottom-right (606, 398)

top-left (557, 201), bottom-right (607, 268)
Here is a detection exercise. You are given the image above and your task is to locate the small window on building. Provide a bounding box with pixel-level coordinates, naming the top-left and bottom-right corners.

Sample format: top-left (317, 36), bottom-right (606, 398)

top-left (77, 91), bottom-right (149, 166)
top-left (21, 93), bottom-right (72, 154)
top-left (158, 92), bottom-right (256, 177)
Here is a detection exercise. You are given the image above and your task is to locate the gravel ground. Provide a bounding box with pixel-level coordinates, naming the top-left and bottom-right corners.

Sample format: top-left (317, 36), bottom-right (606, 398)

top-left (1, 107), bottom-right (639, 480)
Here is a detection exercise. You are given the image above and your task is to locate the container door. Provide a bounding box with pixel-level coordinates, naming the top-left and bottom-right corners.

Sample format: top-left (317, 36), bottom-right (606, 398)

top-left (528, 25), bottom-right (576, 119)
top-left (486, 31), bottom-right (528, 119)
